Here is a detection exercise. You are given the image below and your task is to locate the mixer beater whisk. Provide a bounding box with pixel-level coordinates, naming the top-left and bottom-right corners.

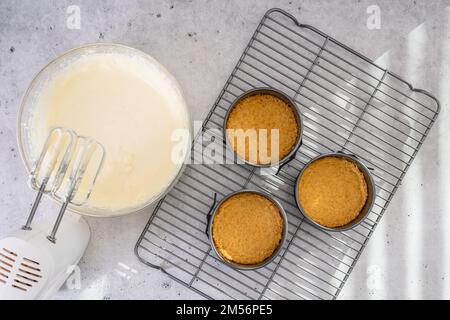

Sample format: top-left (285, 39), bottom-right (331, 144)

top-left (22, 127), bottom-right (105, 242)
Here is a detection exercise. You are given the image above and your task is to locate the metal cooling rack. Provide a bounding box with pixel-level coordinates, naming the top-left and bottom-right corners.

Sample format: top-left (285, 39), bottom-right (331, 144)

top-left (135, 8), bottom-right (440, 300)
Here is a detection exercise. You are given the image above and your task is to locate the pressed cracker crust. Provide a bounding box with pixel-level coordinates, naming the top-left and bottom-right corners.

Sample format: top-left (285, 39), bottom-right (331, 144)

top-left (298, 157), bottom-right (368, 228)
top-left (226, 94), bottom-right (299, 165)
top-left (212, 193), bottom-right (284, 265)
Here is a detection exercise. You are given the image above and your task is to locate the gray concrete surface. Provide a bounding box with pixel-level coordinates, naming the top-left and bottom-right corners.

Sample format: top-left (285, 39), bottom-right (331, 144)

top-left (1, 0), bottom-right (449, 299)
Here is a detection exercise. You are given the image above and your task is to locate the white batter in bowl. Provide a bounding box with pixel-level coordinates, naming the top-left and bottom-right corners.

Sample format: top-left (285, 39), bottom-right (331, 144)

top-left (18, 44), bottom-right (191, 216)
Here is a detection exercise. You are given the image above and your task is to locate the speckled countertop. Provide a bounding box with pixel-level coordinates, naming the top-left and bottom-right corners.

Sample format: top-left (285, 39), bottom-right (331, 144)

top-left (1, 0), bottom-right (450, 299)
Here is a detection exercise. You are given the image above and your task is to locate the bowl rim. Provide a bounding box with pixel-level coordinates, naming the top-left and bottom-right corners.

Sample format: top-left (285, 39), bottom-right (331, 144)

top-left (294, 152), bottom-right (376, 232)
top-left (222, 87), bottom-right (303, 168)
top-left (16, 42), bottom-right (192, 217)
top-left (207, 189), bottom-right (289, 270)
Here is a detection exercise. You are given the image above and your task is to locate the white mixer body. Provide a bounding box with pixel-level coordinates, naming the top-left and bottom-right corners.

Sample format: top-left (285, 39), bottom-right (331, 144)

top-left (0, 214), bottom-right (90, 299)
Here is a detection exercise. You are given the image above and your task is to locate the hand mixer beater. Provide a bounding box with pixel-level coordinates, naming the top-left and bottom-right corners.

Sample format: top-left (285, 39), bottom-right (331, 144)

top-left (22, 127), bottom-right (105, 241)
top-left (0, 127), bottom-right (105, 299)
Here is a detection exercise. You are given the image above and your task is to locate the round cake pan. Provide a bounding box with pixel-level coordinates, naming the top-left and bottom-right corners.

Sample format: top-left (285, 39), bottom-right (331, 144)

top-left (223, 87), bottom-right (303, 168)
top-left (207, 189), bottom-right (288, 270)
top-left (294, 152), bottom-right (376, 232)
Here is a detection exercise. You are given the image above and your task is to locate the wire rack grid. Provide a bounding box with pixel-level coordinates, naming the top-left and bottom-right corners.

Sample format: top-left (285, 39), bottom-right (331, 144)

top-left (135, 8), bottom-right (440, 300)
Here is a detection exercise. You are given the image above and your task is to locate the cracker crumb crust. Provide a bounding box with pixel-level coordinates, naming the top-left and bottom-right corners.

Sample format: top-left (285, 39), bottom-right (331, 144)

top-left (298, 156), bottom-right (368, 228)
top-left (212, 192), bottom-right (284, 265)
top-left (226, 94), bottom-right (299, 165)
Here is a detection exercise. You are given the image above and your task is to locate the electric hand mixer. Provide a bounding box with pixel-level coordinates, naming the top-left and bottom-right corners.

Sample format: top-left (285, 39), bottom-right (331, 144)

top-left (0, 127), bottom-right (105, 299)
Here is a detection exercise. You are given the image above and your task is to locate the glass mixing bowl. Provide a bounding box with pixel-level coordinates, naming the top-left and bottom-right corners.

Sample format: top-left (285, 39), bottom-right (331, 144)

top-left (17, 43), bottom-right (191, 217)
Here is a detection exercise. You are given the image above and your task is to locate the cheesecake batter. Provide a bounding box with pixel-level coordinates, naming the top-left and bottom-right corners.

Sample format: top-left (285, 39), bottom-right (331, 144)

top-left (29, 49), bottom-right (190, 214)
